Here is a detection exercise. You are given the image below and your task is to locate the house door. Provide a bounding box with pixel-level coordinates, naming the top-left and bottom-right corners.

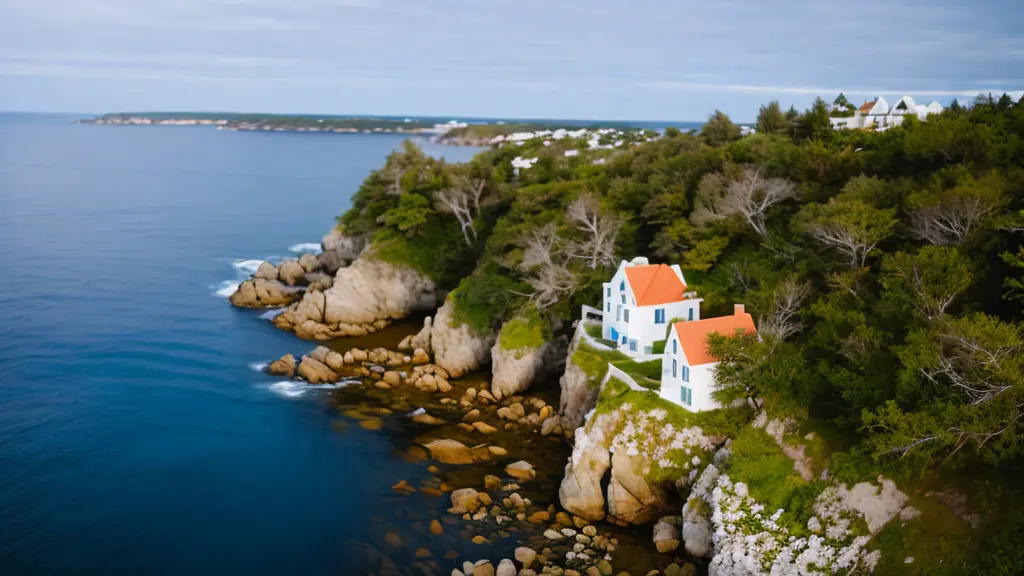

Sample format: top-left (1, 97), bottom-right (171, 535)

top-left (610, 327), bottom-right (619, 342)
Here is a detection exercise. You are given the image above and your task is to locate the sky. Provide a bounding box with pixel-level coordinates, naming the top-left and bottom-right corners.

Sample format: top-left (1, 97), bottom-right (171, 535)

top-left (1, 0), bottom-right (1022, 122)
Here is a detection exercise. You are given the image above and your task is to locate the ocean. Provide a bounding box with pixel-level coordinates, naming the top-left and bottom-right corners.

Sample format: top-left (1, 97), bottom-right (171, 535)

top-left (0, 113), bottom-right (486, 574)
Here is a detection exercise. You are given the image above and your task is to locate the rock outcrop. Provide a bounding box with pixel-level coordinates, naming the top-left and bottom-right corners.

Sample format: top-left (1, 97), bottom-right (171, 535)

top-left (277, 258), bottom-right (307, 286)
top-left (398, 317), bottom-right (432, 352)
top-left (229, 278), bottom-right (300, 308)
top-left (607, 448), bottom-right (668, 524)
top-left (254, 262), bottom-right (278, 280)
top-left (558, 322), bottom-right (600, 430)
top-left (490, 326), bottom-right (567, 400)
top-left (272, 256), bottom-right (438, 340)
top-left (267, 354), bottom-right (297, 376)
top-left (297, 355), bottom-right (339, 383)
top-left (429, 298), bottom-right (494, 378)
top-left (559, 411), bottom-right (617, 521)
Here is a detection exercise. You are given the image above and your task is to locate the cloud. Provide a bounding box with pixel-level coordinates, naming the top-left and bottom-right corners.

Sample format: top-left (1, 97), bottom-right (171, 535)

top-left (639, 81), bottom-right (1022, 99)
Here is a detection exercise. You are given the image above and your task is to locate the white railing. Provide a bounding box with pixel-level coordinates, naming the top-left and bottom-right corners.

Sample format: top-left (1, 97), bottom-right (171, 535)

top-left (581, 304), bottom-right (604, 321)
top-left (603, 364), bottom-right (647, 392)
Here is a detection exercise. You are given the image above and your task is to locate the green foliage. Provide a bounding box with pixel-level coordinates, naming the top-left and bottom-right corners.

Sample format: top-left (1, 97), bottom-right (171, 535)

top-left (881, 246), bottom-right (972, 322)
top-left (794, 198), bottom-right (898, 268)
top-left (498, 305), bottom-right (551, 351)
top-left (1001, 246), bottom-right (1024, 302)
top-left (701, 110), bottom-right (742, 147)
top-left (376, 193), bottom-right (434, 235)
top-left (448, 271), bottom-right (528, 334)
top-left (756, 101), bottom-right (789, 135)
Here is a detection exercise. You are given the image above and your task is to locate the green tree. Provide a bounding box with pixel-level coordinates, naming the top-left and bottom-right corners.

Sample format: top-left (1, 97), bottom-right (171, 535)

top-left (881, 246), bottom-right (973, 322)
top-left (756, 101), bottom-right (788, 135)
top-left (997, 93), bottom-right (1016, 110)
top-left (1001, 247), bottom-right (1024, 302)
top-left (701, 110), bottom-right (742, 147)
top-left (906, 171), bottom-right (1007, 245)
top-left (948, 99), bottom-right (963, 114)
top-left (796, 97), bottom-right (832, 141)
top-left (376, 193), bottom-right (434, 235)
top-left (652, 218), bottom-right (731, 271)
top-left (865, 314), bottom-right (1024, 465)
top-left (794, 198), bottom-right (898, 268)
top-left (709, 333), bottom-right (811, 417)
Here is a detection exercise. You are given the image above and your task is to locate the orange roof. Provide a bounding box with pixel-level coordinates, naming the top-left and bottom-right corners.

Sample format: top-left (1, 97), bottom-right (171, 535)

top-left (623, 264), bottom-right (686, 306)
top-left (673, 312), bottom-right (757, 366)
top-left (859, 100), bottom-right (877, 113)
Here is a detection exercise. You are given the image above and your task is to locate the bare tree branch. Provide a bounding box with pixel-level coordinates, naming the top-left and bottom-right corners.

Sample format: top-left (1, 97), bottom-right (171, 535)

top-left (910, 195), bottom-right (997, 246)
top-left (517, 223), bottom-right (578, 308)
top-left (566, 193), bottom-right (621, 269)
top-left (759, 278), bottom-right (811, 341)
top-left (692, 165), bottom-right (796, 237)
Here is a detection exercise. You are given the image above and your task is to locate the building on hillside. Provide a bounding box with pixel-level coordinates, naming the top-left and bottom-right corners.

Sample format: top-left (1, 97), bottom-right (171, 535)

top-left (601, 257), bottom-right (702, 357)
top-left (830, 95), bottom-right (943, 131)
top-left (660, 304), bottom-right (757, 412)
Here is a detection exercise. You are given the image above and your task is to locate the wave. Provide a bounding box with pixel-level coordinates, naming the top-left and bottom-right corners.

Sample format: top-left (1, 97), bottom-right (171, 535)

top-left (212, 280), bottom-right (240, 297)
top-left (232, 259), bottom-right (264, 274)
top-left (289, 242), bottom-right (322, 254)
top-left (258, 308), bottom-right (286, 320)
top-left (407, 407), bottom-right (426, 417)
top-left (248, 361), bottom-right (269, 372)
top-left (267, 378), bottom-right (360, 399)
top-left (269, 381), bottom-right (306, 398)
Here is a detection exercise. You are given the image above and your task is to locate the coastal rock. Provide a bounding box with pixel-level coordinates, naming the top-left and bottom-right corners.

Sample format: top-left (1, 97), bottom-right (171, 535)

top-left (429, 299), bottom-right (494, 378)
top-left (505, 460), bottom-right (536, 481)
top-left (490, 326), bottom-right (567, 399)
top-left (559, 412), bottom-right (616, 521)
top-left (298, 252), bottom-right (321, 273)
top-left (449, 488), bottom-right (481, 514)
top-left (321, 227), bottom-right (366, 260)
top-left (682, 465), bottom-right (718, 558)
top-left (229, 278), bottom-right (299, 308)
top-left (297, 355), bottom-right (340, 383)
top-left (558, 323), bottom-right (600, 430)
top-left (496, 559), bottom-right (516, 576)
top-left (254, 261), bottom-right (278, 280)
top-left (514, 547), bottom-right (537, 568)
top-left (273, 256), bottom-right (437, 339)
top-left (278, 259), bottom-right (306, 286)
top-left (653, 516), bottom-right (682, 554)
top-left (606, 449), bottom-right (667, 524)
top-left (267, 354), bottom-right (297, 376)
top-left (304, 272), bottom-right (333, 292)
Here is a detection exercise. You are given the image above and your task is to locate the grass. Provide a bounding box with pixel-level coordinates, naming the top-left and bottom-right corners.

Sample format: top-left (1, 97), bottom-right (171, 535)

top-left (498, 308), bottom-right (550, 351)
top-left (571, 341), bottom-right (664, 390)
top-left (726, 427), bottom-right (824, 534)
top-left (651, 339), bottom-right (667, 354)
top-left (595, 384), bottom-right (750, 438)
top-left (583, 321), bottom-right (617, 348)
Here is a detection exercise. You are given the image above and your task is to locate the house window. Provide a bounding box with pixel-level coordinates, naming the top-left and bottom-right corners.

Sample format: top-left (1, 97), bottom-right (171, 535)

top-left (672, 359), bottom-right (677, 378)
top-left (616, 306), bottom-right (622, 321)
top-left (606, 302), bottom-right (610, 312)
top-left (688, 308), bottom-right (694, 321)
top-left (629, 339), bottom-right (637, 352)
top-left (655, 309), bottom-right (665, 324)
top-left (624, 309), bottom-right (629, 323)
top-left (644, 345), bottom-right (653, 354)
top-left (681, 387), bottom-right (692, 406)
top-left (672, 339), bottom-right (677, 354)
top-left (681, 365), bottom-right (690, 382)
top-left (621, 335), bottom-right (627, 344)
top-left (621, 294), bottom-right (625, 304)
top-left (619, 281), bottom-right (624, 291)
top-left (606, 287), bottom-right (611, 298)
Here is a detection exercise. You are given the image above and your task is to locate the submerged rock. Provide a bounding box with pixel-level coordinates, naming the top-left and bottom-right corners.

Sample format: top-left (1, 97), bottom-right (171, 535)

top-left (423, 439), bottom-right (475, 465)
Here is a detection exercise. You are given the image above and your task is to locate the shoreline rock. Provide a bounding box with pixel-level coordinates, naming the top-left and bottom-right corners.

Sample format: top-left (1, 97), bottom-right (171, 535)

top-left (429, 298), bottom-right (494, 378)
top-left (272, 255), bottom-right (438, 340)
top-left (558, 322), bottom-right (600, 430)
top-left (490, 328), bottom-right (567, 400)
top-left (229, 278), bottom-right (301, 308)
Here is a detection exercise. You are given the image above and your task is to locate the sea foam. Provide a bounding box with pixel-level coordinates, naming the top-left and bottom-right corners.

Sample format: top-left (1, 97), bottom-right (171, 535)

top-left (259, 308), bottom-right (286, 320)
top-left (248, 361), bottom-right (269, 372)
top-left (289, 243), bottom-right (322, 254)
top-left (212, 280), bottom-right (241, 297)
top-left (269, 381), bottom-right (305, 398)
top-left (232, 259), bottom-right (264, 274)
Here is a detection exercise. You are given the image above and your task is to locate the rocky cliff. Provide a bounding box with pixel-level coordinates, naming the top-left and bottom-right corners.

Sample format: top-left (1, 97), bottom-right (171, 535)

top-left (428, 298), bottom-right (495, 378)
top-left (489, 321), bottom-right (567, 400)
top-left (272, 255), bottom-right (438, 339)
top-left (557, 323), bottom-right (600, 430)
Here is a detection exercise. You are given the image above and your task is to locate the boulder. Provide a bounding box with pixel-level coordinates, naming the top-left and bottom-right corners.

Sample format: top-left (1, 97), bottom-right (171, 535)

top-left (321, 227), bottom-right (365, 260)
top-left (297, 355), bottom-right (340, 383)
top-left (653, 516), bottom-right (681, 554)
top-left (304, 272), bottom-right (333, 292)
top-left (490, 320), bottom-right (567, 398)
top-left (383, 371), bottom-right (402, 386)
top-left (514, 547), bottom-right (537, 569)
top-left (310, 346), bottom-right (331, 363)
top-left (430, 299), bottom-right (494, 378)
top-left (278, 259), bottom-right (306, 286)
top-left (298, 252), bottom-right (321, 273)
top-left (229, 278), bottom-right (299, 308)
top-left (607, 449), bottom-right (667, 524)
top-left (449, 488), bottom-right (481, 514)
top-left (558, 323), bottom-right (601, 430)
top-left (496, 559), bottom-right (516, 576)
top-left (559, 412), bottom-right (616, 521)
top-left (682, 465), bottom-right (718, 558)
top-left (505, 460), bottom-right (536, 481)
top-left (324, 351), bottom-right (345, 371)
top-left (409, 317), bottom-right (433, 352)
top-left (254, 261), bottom-right (278, 280)
top-left (273, 256), bottom-right (437, 339)
top-left (423, 439), bottom-right (475, 465)
top-left (267, 354), bottom-right (297, 376)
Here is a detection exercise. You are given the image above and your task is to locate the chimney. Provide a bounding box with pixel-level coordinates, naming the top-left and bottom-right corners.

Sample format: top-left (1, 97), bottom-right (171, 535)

top-left (734, 304), bottom-right (745, 316)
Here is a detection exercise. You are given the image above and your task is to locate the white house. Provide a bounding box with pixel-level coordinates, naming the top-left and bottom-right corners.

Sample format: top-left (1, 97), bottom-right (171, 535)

top-left (831, 95), bottom-right (944, 131)
top-left (659, 304), bottom-right (757, 412)
top-left (601, 257), bottom-right (703, 357)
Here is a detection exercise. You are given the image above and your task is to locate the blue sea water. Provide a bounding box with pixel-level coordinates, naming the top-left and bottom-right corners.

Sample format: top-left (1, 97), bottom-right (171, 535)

top-left (0, 114), bottom-right (483, 575)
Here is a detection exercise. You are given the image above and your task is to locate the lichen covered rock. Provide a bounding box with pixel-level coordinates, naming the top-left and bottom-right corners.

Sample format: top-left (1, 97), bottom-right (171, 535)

top-left (558, 322), bottom-right (600, 430)
top-left (490, 324), bottom-right (567, 399)
top-left (429, 298), bottom-right (493, 378)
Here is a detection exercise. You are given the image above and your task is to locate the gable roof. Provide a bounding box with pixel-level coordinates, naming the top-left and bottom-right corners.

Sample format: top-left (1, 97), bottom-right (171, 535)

top-left (673, 311), bottom-right (757, 366)
top-left (623, 264), bottom-right (686, 307)
top-left (859, 99), bottom-right (877, 113)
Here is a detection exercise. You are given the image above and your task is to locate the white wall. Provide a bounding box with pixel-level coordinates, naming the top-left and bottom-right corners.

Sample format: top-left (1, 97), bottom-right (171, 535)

top-left (659, 330), bottom-right (721, 412)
